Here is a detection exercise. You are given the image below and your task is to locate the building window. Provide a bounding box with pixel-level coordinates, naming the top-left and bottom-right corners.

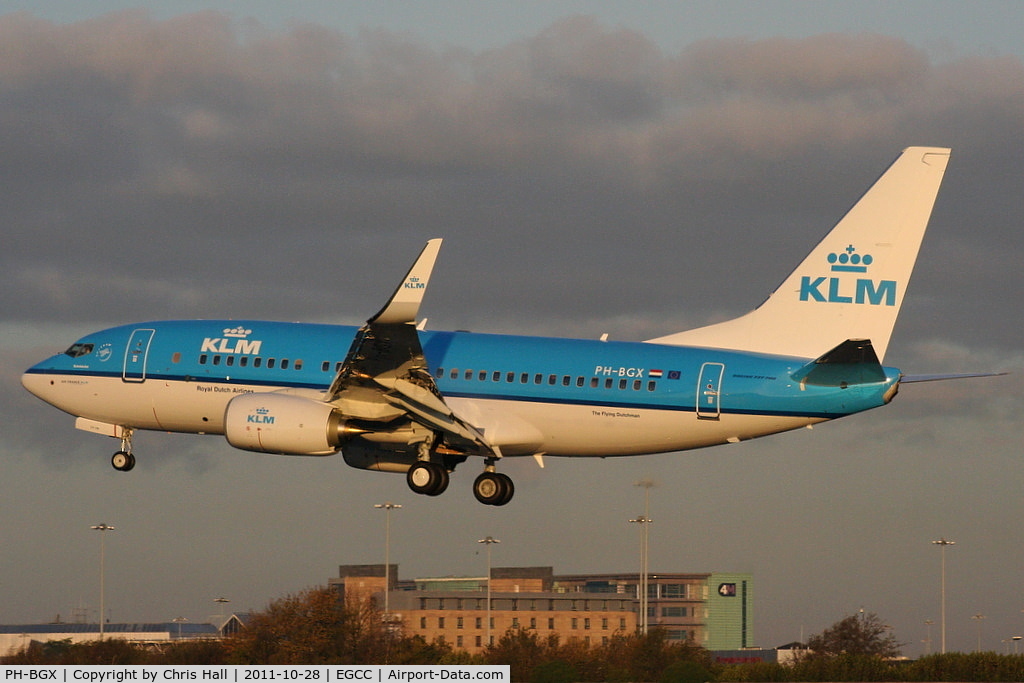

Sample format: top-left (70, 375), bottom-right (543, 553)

top-left (420, 617), bottom-right (426, 629)
top-left (457, 617), bottom-right (464, 629)
top-left (662, 584), bottom-right (688, 598)
top-left (438, 617), bottom-right (445, 629)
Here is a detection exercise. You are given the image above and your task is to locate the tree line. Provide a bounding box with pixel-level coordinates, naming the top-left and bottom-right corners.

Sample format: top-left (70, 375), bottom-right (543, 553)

top-left (6, 588), bottom-right (1024, 681)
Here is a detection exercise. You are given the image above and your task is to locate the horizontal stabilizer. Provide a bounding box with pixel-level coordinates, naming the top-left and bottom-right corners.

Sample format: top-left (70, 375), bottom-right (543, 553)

top-left (900, 372), bottom-right (1008, 384)
top-left (791, 339), bottom-right (887, 386)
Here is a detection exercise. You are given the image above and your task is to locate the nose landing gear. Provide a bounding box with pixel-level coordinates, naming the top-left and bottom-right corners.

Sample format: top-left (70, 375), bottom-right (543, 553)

top-left (110, 429), bottom-right (136, 471)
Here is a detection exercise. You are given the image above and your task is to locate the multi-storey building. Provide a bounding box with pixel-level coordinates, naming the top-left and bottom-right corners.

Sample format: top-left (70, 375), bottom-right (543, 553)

top-left (330, 564), bottom-right (752, 654)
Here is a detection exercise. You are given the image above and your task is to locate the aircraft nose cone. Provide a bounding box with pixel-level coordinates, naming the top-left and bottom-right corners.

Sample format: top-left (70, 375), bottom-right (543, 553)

top-left (21, 370), bottom-right (53, 401)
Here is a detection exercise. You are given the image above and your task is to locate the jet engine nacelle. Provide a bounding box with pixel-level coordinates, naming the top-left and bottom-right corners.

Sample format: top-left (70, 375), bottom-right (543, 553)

top-left (224, 392), bottom-right (345, 455)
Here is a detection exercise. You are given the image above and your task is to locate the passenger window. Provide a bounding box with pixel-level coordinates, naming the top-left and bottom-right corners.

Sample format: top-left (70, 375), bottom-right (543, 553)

top-left (435, 367), bottom-right (444, 378)
top-left (605, 378), bottom-right (613, 389)
top-left (199, 354), bottom-right (208, 365)
top-left (172, 352), bottom-right (181, 364)
top-left (576, 377), bottom-right (584, 387)
top-left (520, 373), bottom-right (529, 384)
top-left (590, 378), bottom-right (598, 388)
top-left (240, 356), bottom-right (249, 367)
top-left (507, 372), bottom-right (515, 383)
top-left (294, 360), bottom-right (303, 370)
top-left (450, 369), bottom-right (459, 379)
top-left (267, 358), bottom-right (276, 369)
top-left (548, 375), bottom-right (557, 385)
top-left (465, 369), bottom-right (473, 380)
top-left (479, 371), bottom-right (487, 381)
top-left (492, 371), bottom-right (501, 382)
top-left (619, 379), bottom-right (627, 390)
top-left (212, 356), bottom-right (221, 366)
top-left (647, 381), bottom-right (657, 391)
top-left (281, 359), bottom-right (290, 370)
top-left (254, 358), bottom-right (262, 368)
top-left (322, 361), bottom-right (331, 372)
top-left (226, 356), bottom-right (235, 367)
top-left (562, 376), bottom-right (571, 386)
top-left (633, 380), bottom-right (641, 390)
top-left (534, 374), bottom-right (543, 385)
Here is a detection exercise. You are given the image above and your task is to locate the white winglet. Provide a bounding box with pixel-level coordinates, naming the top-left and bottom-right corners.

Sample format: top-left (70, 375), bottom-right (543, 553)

top-left (370, 239), bottom-right (443, 324)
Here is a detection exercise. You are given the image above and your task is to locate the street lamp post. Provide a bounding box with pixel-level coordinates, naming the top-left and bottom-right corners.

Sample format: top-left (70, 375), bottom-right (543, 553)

top-left (629, 480), bottom-right (655, 635)
top-left (972, 613), bottom-right (985, 653)
top-left (90, 524), bottom-right (115, 638)
top-left (172, 616), bottom-right (188, 640)
top-left (932, 538), bottom-right (955, 654)
top-left (374, 503), bottom-right (402, 623)
top-left (478, 536), bottom-right (500, 647)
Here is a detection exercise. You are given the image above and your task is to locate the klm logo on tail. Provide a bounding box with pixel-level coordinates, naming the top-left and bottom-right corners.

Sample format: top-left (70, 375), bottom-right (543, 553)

top-left (799, 245), bottom-right (896, 306)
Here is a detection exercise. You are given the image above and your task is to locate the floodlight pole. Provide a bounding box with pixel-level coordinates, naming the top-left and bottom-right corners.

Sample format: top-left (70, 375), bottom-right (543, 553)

top-left (933, 538), bottom-right (955, 654)
top-left (478, 536), bottom-right (500, 646)
top-left (374, 503), bottom-right (402, 622)
top-left (90, 524), bottom-right (115, 638)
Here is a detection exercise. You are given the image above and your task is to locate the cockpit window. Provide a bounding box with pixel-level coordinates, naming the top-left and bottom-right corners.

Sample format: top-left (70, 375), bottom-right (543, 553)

top-left (64, 343), bottom-right (94, 358)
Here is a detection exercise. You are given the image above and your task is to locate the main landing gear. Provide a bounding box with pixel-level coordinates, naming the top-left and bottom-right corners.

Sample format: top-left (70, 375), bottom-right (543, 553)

top-left (404, 438), bottom-right (515, 506)
top-left (473, 470), bottom-right (514, 506)
top-left (110, 429), bottom-right (136, 472)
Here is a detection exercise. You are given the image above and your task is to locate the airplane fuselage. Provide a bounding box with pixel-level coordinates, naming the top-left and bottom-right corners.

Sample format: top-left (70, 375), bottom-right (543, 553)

top-left (22, 319), bottom-right (899, 458)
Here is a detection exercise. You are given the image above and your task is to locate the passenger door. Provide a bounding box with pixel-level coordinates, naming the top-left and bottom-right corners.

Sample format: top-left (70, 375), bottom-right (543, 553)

top-left (122, 328), bottom-right (155, 382)
top-left (696, 362), bottom-right (724, 420)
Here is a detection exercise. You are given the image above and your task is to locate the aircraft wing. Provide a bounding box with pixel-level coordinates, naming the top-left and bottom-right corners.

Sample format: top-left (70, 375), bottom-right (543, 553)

top-left (324, 240), bottom-right (497, 456)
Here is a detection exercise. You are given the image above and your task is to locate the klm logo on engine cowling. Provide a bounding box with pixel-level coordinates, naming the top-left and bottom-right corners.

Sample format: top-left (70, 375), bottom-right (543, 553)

top-left (799, 245), bottom-right (896, 306)
top-left (247, 407), bottom-right (275, 424)
top-left (404, 276), bottom-right (425, 290)
top-left (200, 326), bottom-right (264, 354)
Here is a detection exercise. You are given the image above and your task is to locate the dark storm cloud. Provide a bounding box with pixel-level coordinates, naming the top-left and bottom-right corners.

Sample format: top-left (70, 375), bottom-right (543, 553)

top-left (2, 11), bottom-right (1023, 344)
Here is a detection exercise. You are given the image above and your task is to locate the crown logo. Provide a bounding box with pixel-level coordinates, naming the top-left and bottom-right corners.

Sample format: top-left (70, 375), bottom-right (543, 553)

top-left (255, 407), bottom-right (270, 415)
top-left (828, 245), bottom-right (873, 273)
top-left (223, 326), bottom-right (253, 338)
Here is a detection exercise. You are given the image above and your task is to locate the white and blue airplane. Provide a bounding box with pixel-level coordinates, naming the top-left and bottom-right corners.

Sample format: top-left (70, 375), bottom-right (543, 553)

top-left (23, 147), bottom-right (985, 505)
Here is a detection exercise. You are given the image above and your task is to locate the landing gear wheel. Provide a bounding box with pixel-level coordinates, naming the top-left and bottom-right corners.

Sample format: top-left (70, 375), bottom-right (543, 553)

top-left (473, 472), bottom-right (514, 506)
top-left (111, 451), bottom-right (136, 472)
top-left (406, 462), bottom-right (449, 496)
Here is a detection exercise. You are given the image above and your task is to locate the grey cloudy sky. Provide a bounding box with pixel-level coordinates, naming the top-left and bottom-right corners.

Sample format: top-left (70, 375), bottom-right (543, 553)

top-left (3, 1), bottom-right (1024, 654)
